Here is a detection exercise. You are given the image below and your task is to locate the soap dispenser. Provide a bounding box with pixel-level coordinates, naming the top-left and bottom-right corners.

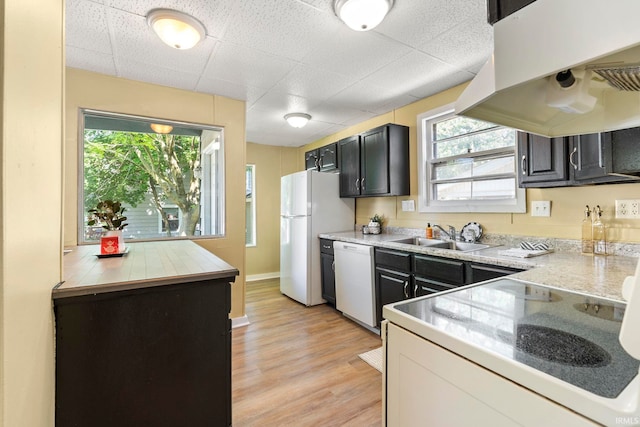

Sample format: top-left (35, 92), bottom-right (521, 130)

top-left (581, 205), bottom-right (593, 255)
top-left (425, 223), bottom-right (433, 239)
top-left (593, 205), bottom-right (607, 256)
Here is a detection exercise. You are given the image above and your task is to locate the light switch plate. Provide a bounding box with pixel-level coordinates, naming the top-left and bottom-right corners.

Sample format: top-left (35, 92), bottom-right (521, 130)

top-left (401, 200), bottom-right (415, 212)
top-left (531, 201), bottom-right (551, 217)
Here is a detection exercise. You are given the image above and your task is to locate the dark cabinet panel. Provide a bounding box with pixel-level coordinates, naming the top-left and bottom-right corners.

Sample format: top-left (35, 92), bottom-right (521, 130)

top-left (339, 135), bottom-right (361, 197)
top-left (319, 143), bottom-right (338, 172)
top-left (360, 126), bottom-right (389, 195)
top-left (376, 267), bottom-right (411, 327)
top-left (320, 239), bottom-right (336, 304)
top-left (305, 149), bottom-right (319, 170)
top-left (467, 263), bottom-right (523, 283)
top-left (55, 280), bottom-right (232, 427)
top-left (610, 127), bottom-right (640, 176)
top-left (413, 275), bottom-right (457, 297)
top-left (518, 132), bottom-right (568, 186)
top-left (413, 255), bottom-right (465, 286)
top-left (338, 124), bottom-right (409, 198)
top-left (305, 142), bottom-right (339, 172)
top-left (321, 252), bottom-right (336, 304)
top-left (375, 248), bottom-right (412, 272)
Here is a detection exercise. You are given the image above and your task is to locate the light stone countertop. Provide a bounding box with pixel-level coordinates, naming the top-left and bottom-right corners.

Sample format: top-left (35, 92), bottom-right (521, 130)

top-left (55, 240), bottom-right (239, 299)
top-left (319, 231), bottom-right (638, 301)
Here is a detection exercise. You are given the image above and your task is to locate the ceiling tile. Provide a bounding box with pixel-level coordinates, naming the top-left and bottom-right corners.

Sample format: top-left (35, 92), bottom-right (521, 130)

top-left (222, 0), bottom-right (342, 62)
top-left (66, 46), bottom-right (117, 75)
top-left (301, 26), bottom-right (413, 80)
top-left (195, 76), bottom-right (268, 104)
top-left (118, 60), bottom-right (201, 92)
top-left (66, 0), bottom-right (112, 54)
top-left (307, 102), bottom-right (374, 126)
top-left (408, 70), bottom-right (475, 100)
top-left (249, 90), bottom-right (320, 116)
top-left (270, 64), bottom-right (357, 101)
top-left (376, 0), bottom-right (485, 48)
top-left (419, 15), bottom-right (493, 73)
top-left (202, 41), bottom-right (296, 90)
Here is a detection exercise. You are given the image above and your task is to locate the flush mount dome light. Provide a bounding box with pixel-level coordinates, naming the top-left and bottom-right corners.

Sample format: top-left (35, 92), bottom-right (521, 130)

top-left (334, 0), bottom-right (394, 31)
top-left (284, 113), bottom-right (311, 128)
top-left (150, 123), bottom-right (173, 134)
top-left (146, 9), bottom-right (206, 50)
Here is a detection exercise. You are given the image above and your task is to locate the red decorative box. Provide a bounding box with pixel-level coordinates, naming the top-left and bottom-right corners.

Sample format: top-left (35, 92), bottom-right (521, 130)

top-left (100, 236), bottom-right (120, 255)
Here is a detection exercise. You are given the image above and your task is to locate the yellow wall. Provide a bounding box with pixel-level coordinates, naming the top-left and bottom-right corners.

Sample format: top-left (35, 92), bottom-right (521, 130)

top-left (65, 68), bottom-right (247, 318)
top-left (245, 142), bottom-right (298, 277)
top-left (301, 84), bottom-right (640, 243)
top-left (1, 0), bottom-right (64, 425)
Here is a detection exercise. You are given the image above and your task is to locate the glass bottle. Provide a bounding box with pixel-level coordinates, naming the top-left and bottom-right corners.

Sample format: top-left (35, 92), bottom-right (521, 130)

top-left (581, 205), bottom-right (593, 255)
top-left (593, 205), bottom-right (607, 256)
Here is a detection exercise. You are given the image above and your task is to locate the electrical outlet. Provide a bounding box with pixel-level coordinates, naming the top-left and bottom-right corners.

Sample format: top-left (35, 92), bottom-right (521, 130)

top-left (616, 199), bottom-right (640, 218)
top-left (531, 201), bottom-right (551, 217)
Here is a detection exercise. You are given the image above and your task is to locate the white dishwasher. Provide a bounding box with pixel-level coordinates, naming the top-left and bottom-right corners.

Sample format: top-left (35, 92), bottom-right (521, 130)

top-left (334, 241), bottom-right (376, 328)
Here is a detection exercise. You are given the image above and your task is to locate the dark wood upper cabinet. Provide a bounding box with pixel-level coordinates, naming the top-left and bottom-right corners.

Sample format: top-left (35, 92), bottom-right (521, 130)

top-left (304, 142), bottom-right (339, 172)
top-left (339, 124), bottom-right (409, 198)
top-left (517, 129), bottom-right (640, 188)
top-left (518, 132), bottom-right (568, 186)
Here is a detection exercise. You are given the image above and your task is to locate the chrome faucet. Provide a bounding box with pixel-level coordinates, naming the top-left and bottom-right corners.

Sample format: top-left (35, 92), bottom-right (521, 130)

top-left (432, 224), bottom-right (457, 241)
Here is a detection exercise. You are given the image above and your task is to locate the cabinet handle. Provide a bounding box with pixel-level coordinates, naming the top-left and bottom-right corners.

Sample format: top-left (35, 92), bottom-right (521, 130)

top-left (331, 261), bottom-right (335, 272)
top-left (319, 157), bottom-right (324, 169)
top-left (521, 155), bottom-right (526, 175)
top-left (322, 244), bottom-right (331, 249)
top-left (403, 281), bottom-right (409, 298)
top-left (315, 157), bottom-right (320, 171)
top-left (361, 177), bottom-right (365, 191)
top-left (355, 178), bottom-right (360, 190)
top-left (569, 147), bottom-right (578, 170)
top-left (414, 284), bottom-right (418, 296)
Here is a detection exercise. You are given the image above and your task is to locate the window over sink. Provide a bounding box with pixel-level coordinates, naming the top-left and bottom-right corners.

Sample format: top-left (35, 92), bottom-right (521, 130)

top-left (417, 104), bottom-right (526, 213)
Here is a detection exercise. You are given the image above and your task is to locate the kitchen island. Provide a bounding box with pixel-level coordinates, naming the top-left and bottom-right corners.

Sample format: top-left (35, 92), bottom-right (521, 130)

top-left (54, 240), bottom-right (238, 427)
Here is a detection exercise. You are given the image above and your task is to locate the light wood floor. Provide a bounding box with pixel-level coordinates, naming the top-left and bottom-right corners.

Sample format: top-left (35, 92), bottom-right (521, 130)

top-left (232, 279), bottom-right (383, 426)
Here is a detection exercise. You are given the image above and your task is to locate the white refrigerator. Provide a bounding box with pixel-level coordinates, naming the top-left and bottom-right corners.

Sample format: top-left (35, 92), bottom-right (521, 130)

top-left (280, 170), bottom-right (355, 306)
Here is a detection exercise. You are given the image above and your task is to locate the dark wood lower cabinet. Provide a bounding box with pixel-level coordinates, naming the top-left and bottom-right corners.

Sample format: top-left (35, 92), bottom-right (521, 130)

top-left (54, 279), bottom-right (232, 427)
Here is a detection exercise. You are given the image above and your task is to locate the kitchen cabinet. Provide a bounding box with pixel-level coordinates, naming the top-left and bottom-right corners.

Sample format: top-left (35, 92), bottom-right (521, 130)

top-left (305, 143), bottom-right (338, 172)
top-left (414, 255), bottom-right (466, 286)
top-left (518, 132), bottom-right (569, 186)
top-left (320, 238), bottom-right (336, 305)
top-left (338, 124), bottom-right (409, 198)
top-left (54, 279), bottom-right (232, 427)
top-left (54, 241), bottom-right (237, 427)
top-left (374, 248), bottom-right (412, 324)
top-left (373, 247), bottom-right (523, 327)
top-left (487, 0), bottom-right (537, 24)
top-left (518, 130), bottom-right (639, 188)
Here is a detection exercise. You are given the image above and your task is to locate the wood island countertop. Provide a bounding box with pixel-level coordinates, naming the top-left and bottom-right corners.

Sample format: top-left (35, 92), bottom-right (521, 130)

top-left (54, 240), bottom-right (239, 299)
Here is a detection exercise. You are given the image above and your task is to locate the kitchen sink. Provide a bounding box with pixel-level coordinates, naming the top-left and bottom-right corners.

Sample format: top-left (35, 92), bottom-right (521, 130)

top-left (392, 237), bottom-right (491, 252)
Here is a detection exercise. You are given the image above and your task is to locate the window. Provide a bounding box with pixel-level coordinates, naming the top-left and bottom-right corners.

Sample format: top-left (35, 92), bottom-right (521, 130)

top-left (245, 165), bottom-right (256, 247)
top-left (417, 104), bottom-right (525, 213)
top-left (79, 109), bottom-right (225, 243)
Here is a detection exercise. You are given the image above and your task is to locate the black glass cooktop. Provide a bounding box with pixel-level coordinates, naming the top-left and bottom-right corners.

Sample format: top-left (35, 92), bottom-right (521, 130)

top-left (394, 278), bottom-right (640, 398)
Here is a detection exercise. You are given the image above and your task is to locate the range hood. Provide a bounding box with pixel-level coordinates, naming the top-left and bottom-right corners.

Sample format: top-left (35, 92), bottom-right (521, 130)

top-left (455, 0), bottom-right (640, 137)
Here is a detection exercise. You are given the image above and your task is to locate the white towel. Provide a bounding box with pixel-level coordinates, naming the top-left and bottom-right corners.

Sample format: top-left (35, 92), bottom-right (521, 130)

top-left (499, 248), bottom-right (554, 258)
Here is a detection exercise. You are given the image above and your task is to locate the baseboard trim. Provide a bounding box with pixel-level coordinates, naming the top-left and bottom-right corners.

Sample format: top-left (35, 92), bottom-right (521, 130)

top-left (231, 315), bottom-right (250, 329)
top-left (246, 272), bottom-right (279, 282)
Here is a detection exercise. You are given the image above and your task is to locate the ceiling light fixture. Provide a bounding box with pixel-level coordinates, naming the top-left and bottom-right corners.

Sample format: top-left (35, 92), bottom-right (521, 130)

top-left (150, 123), bottom-right (174, 134)
top-left (333, 0), bottom-right (394, 32)
top-left (284, 113), bottom-right (312, 128)
top-left (146, 9), bottom-right (206, 50)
